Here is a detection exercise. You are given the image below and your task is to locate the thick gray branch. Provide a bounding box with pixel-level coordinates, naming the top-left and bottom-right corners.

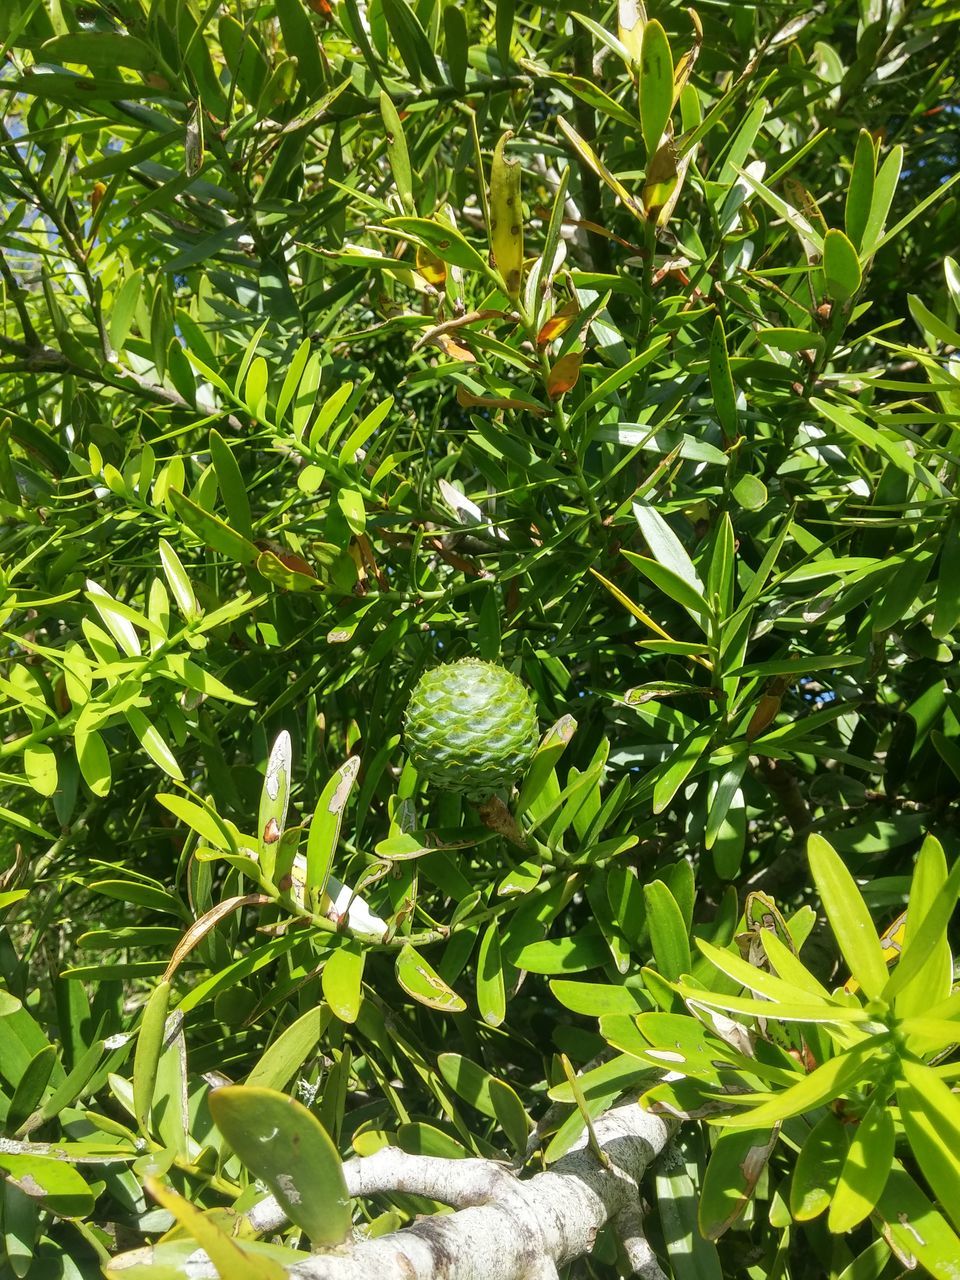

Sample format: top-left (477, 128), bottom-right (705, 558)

top-left (246, 1151), bottom-right (515, 1234)
top-left (134, 1100), bottom-right (675, 1280)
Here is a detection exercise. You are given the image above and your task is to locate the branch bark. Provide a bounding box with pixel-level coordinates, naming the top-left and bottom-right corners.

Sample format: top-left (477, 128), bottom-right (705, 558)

top-left (116, 1101), bottom-right (676, 1280)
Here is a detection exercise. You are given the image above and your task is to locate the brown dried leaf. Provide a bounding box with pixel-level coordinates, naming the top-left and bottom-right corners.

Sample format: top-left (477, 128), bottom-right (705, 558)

top-left (436, 333), bottom-right (475, 361)
top-left (163, 895), bottom-right (270, 982)
top-left (455, 385), bottom-right (547, 416)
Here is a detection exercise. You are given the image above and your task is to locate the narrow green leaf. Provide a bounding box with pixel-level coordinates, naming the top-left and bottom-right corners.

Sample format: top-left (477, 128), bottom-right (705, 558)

top-left (75, 723), bottom-right (111, 798)
top-left (322, 940), bottom-right (365, 1024)
top-left (41, 31), bottom-right (160, 72)
top-left (845, 129), bottom-right (876, 250)
top-left (807, 834), bottom-right (888, 999)
top-left (124, 709), bottom-right (183, 781)
top-left (156, 792), bottom-right (236, 853)
top-left (381, 0), bottom-right (440, 84)
top-left (734, 166), bottom-right (824, 252)
top-left (246, 1006), bottom-right (332, 1091)
top-left (39, 1038), bottom-right (106, 1122)
top-left (893, 835), bottom-right (954, 1014)
top-left (256, 730), bottom-right (292, 885)
top-left (443, 5), bottom-right (468, 91)
top-left (823, 228), bottom-right (862, 303)
top-left (549, 980), bottom-right (646, 1017)
top-left (24, 745), bottom-right (58, 798)
top-left (622, 551), bottom-right (709, 620)
top-left (275, 0), bottom-right (324, 94)
top-left (571, 335), bottom-right (670, 424)
top-left (828, 1099), bottom-right (894, 1232)
top-left (495, 0), bottom-right (514, 67)
top-left (209, 430), bottom-right (253, 540)
top-left (811, 397), bottom-right (916, 479)
top-left (85, 581), bottom-right (141, 656)
top-left (712, 1045), bottom-right (881, 1130)
top-left (490, 1078), bottom-right (529, 1155)
top-left (639, 20), bottom-right (673, 157)
top-left (380, 92), bottom-right (415, 214)
top-left (305, 757), bottom-right (360, 910)
top-left (509, 930), bottom-right (610, 974)
top-left (709, 315), bottom-right (738, 440)
top-left (7, 1045), bottom-right (57, 1134)
top-left (276, 338), bottom-right (313, 424)
top-left (169, 490), bottom-right (259, 565)
top-left (516, 714), bottom-right (577, 817)
top-left (644, 880), bottom-right (691, 980)
top-left (158, 538), bottom-right (201, 621)
top-left (382, 216), bottom-right (488, 274)
top-left (696, 938), bottom-right (830, 1007)
top-left (873, 163), bottom-right (960, 255)
top-left (790, 1112), bottom-right (847, 1220)
top-left (874, 1164), bottom-right (960, 1278)
top-left (109, 269), bottom-right (143, 353)
top-left (899, 1063), bottom-right (960, 1235)
top-left (133, 981), bottom-right (170, 1135)
top-left (632, 499), bottom-right (705, 594)
top-left (476, 922), bottom-right (506, 1027)
top-left (438, 1052), bottom-right (524, 1141)
top-left (652, 729), bottom-right (712, 814)
top-left (699, 1126), bottom-right (778, 1239)
top-left (705, 758), bottom-right (747, 850)
top-left (557, 116), bottom-right (646, 224)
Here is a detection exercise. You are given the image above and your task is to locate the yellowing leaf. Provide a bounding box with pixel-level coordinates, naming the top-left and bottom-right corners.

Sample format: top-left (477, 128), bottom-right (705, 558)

top-left (618, 0), bottom-right (646, 62)
top-left (490, 131), bottom-right (524, 299)
top-left (641, 138), bottom-right (678, 221)
top-left (436, 333), bottom-right (475, 361)
top-left (546, 351), bottom-right (583, 399)
top-left (415, 242), bottom-right (446, 287)
top-left (558, 117), bottom-right (645, 224)
top-left (537, 300), bottom-right (579, 347)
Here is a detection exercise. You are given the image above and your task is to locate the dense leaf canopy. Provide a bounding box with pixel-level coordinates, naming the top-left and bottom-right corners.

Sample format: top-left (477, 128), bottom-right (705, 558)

top-left (1, 1), bottom-right (959, 1277)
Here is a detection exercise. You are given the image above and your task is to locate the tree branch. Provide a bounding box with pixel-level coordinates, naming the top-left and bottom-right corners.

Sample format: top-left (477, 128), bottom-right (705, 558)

top-left (115, 1100), bottom-right (676, 1280)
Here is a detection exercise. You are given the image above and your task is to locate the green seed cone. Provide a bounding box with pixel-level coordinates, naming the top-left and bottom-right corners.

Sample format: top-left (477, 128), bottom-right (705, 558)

top-left (403, 658), bottom-right (539, 798)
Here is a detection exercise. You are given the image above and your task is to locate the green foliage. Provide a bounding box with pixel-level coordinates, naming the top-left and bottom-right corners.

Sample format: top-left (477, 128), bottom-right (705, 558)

top-left (0, 0), bottom-right (958, 1277)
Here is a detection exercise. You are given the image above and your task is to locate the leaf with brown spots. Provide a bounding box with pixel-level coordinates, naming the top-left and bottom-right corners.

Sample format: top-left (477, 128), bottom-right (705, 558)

top-left (490, 131), bottom-right (524, 299)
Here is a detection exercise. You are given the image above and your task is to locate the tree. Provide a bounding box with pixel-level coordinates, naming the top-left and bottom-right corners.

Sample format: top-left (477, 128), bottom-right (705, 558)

top-left (1, 1), bottom-right (959, 1277)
